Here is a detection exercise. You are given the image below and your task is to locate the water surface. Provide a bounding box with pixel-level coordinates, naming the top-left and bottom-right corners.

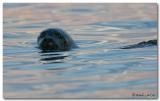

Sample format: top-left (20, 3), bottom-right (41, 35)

top-left (3, 3), bottom-right (158, 98)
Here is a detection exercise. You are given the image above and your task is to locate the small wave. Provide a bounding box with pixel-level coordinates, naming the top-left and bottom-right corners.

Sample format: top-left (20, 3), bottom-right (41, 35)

top-left (92, 21), bottom-right (157, 29)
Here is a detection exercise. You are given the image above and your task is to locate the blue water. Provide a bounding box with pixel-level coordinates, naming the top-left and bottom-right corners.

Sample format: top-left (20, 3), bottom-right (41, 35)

top-left (3, 3), bottom-right (158, 98)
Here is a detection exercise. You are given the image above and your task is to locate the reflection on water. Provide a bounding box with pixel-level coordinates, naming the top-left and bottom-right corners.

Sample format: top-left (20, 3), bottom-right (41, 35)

top-left (3, 3), bottom-right (158, 98)
top-left (40, 56), bottom-right (68, 61)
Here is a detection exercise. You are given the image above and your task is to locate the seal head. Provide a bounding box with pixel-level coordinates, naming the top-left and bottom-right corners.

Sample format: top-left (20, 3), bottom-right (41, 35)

top-left (38, 28), bottom-right (77, 52)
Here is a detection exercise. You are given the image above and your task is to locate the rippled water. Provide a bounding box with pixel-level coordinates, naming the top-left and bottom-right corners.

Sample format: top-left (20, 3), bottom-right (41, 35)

top-left (3, 3), bottom-right (158, 98)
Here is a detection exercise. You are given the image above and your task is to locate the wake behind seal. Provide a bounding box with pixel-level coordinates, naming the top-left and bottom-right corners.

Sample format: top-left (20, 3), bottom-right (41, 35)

top-left (38, 28), bottom-right (77, 52)
top-left (120, 39), bottom-right (157, 49)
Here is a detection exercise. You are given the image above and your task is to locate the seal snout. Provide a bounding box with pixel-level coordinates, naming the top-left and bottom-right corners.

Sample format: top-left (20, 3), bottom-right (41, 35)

top-left (40, 37), bottom-right (58, 51)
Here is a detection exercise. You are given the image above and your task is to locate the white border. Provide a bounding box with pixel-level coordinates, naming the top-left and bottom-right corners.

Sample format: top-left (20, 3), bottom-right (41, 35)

top-left (0, 1), bottom-right (3, 100)
top-left (2, 0), bottom-right (160, 3)
top-left (0, 1), bottom-right (159, 101)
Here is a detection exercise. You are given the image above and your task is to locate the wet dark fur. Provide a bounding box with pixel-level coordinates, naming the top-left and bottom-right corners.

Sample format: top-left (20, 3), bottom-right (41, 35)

top-left (38, 28), bottom-right (77, 52)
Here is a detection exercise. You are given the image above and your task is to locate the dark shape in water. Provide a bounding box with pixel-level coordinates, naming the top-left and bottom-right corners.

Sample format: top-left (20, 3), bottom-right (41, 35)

top-left (40, 55), bottom-right (68, 61)
top-left (39, 52), bottom-right (68, 63)
top-left (38, 28), bottom-right (77, 52)
top-left (120, 39), bottom-right (157, 49)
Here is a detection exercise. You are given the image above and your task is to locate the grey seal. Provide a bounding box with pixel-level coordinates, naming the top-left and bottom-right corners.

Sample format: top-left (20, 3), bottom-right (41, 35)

top-left (38, 28), bottom-right (77, 52)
